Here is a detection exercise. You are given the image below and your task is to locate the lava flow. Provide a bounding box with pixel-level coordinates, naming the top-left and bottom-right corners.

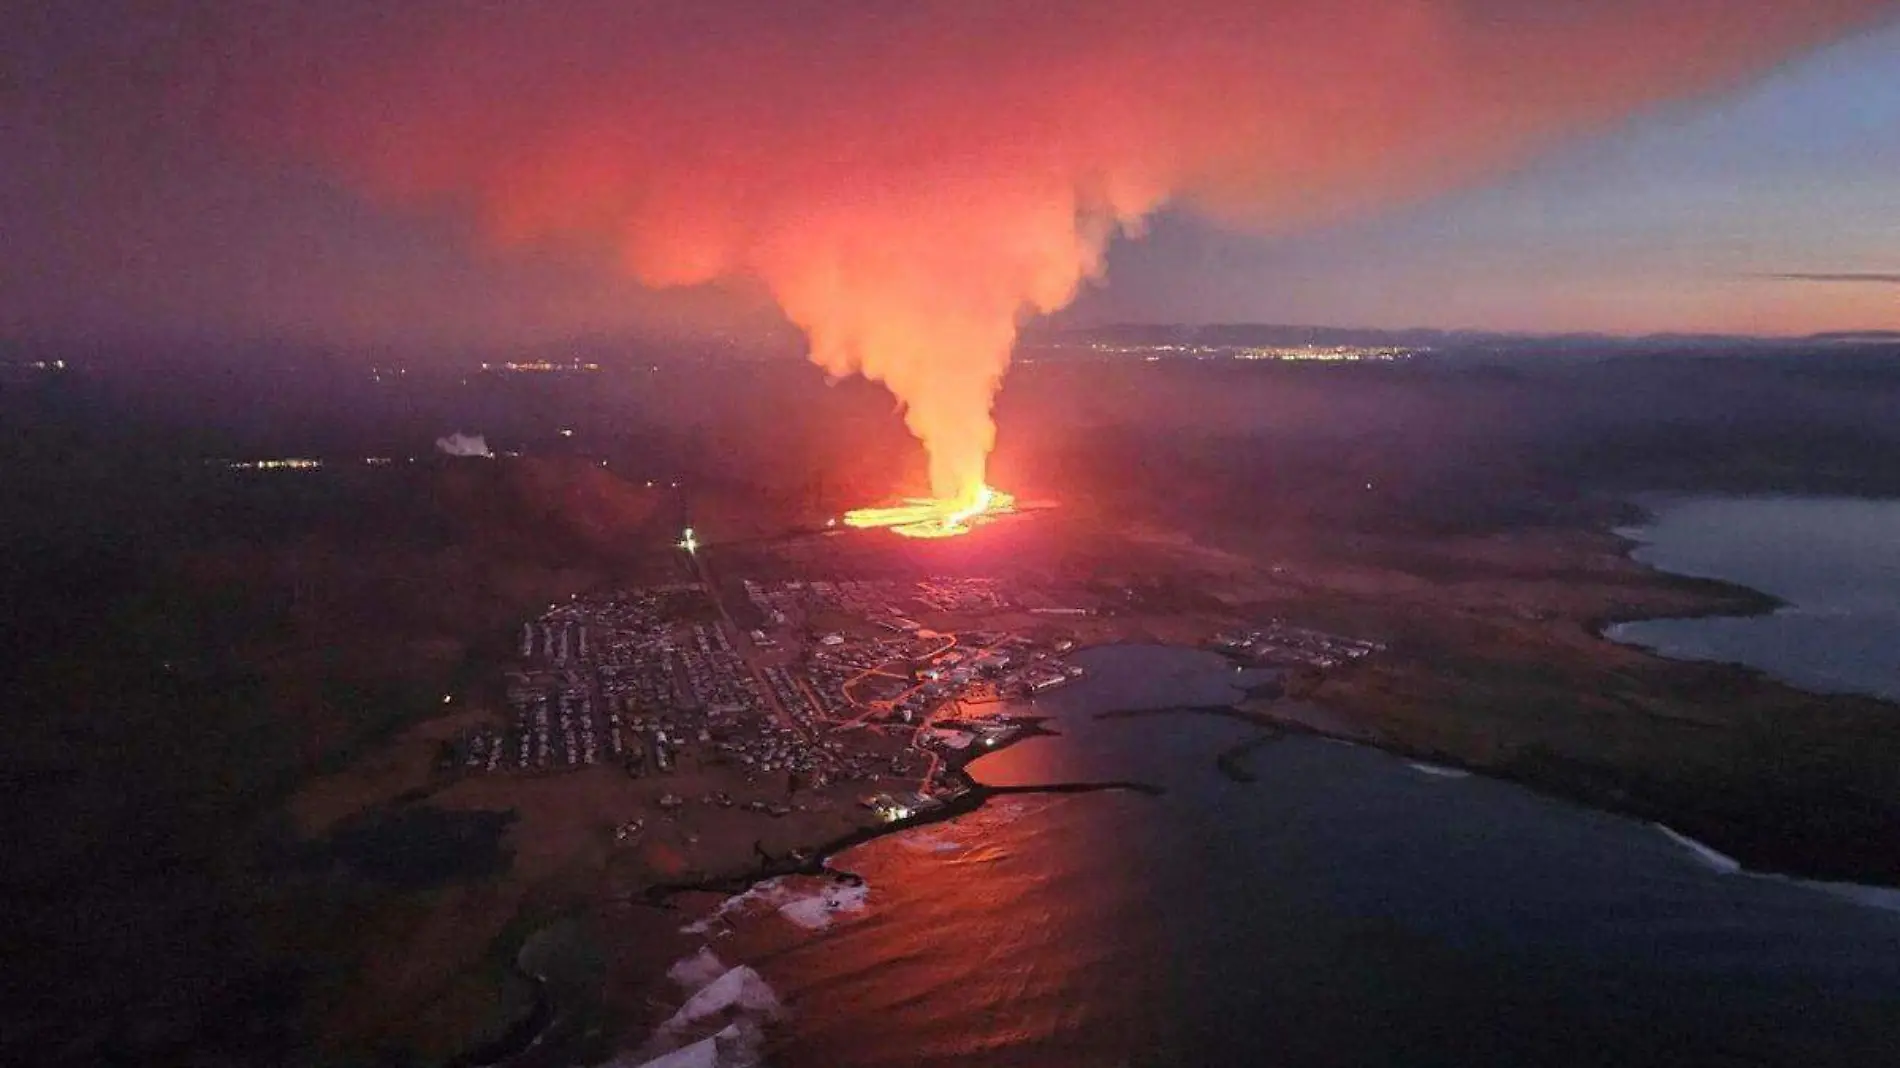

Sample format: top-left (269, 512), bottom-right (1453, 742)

top-left (844, 485), bottom-right (1017, 539)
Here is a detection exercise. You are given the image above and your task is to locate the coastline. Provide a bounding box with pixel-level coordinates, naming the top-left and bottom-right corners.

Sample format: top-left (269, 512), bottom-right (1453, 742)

top-left (464, 714), bottom-right (1161, 1066)
top-left (433, 504), bottom-right (1900, 1066)
top-left (475, 611), bottom-right (1900, 1066)
top-left (1337, 505), bottom-right (1900, 888)
top-left (1596, 498), bottom-right (1900, 706)
top-left (1151, 680), bottom-right (1900, 892)
top-left (625, 714), bottom-right (1161, 909)
top-left (1585, 502), bottom-right (1785, 636)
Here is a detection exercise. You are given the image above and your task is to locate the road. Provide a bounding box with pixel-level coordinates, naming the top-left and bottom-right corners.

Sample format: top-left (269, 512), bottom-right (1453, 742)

top-left (836, 630), bottom-right (959, 729)
top-left (685, 542), bottom-right (806, 738)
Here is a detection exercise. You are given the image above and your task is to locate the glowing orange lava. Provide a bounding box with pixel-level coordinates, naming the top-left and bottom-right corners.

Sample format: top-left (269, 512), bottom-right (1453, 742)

top-left (844, 485), bottom-right (1017, 539)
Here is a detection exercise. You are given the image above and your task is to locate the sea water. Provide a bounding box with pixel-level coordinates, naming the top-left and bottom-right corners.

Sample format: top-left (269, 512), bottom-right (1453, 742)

top-left (642, 646), bottom-right (1900, 1068)
top-left (1607, 496), bottom-right (1900, 702)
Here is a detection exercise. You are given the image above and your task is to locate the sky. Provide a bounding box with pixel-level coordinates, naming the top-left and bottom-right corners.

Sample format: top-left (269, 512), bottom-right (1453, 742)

top-left (3, 2), bottom-right (1897, 351)
top-left (1082, 20), bottom-right (1900, 336)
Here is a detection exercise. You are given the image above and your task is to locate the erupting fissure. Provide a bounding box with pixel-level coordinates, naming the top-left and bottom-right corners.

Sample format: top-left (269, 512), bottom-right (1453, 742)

top-left (844, 485), bottom-right (1018, 539)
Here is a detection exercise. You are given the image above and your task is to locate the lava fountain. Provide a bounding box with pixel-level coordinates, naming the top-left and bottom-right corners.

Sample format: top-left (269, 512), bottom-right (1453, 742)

top-left (844, 485), bottom-right (1018, 539)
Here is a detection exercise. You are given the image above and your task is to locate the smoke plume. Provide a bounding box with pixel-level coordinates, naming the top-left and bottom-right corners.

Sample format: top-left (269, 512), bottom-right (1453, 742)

top-left (435, 432), bottom-right (493, 458)
top-left (236, 1), bottom-right (1894, 501)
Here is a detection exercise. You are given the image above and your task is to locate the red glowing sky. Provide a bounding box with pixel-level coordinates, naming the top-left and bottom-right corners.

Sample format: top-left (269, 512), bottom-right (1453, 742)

top-left (3, 0), bottom-right (1896, 354)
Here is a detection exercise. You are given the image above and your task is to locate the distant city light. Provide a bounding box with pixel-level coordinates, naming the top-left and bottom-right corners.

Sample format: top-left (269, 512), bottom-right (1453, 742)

top-left (479, 360), bottom-right (601, 374)
top-left (679, 527), bottom-right (699, 554)
top-left (227, 458), bottom-right (323, 471)
top-left (1074, 342), bottom-right (1418, 363)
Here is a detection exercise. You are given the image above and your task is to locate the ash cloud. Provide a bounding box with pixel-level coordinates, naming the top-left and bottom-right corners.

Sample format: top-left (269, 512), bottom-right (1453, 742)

top-left (230, 0), bottom-right (1896, 499)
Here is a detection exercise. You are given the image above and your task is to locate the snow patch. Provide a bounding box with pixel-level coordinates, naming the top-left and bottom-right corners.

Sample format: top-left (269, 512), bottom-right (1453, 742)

top-left (603, 1022), bottom-right (764, 1068)
top-left (613, 964), bottom-right (782, 1067)
top-left (664, 966), bottom-right (783, 1034)
top-left (667, 948), bottom-right (728, 990)
top-left (1406, 762), bottom-right (1472, 780)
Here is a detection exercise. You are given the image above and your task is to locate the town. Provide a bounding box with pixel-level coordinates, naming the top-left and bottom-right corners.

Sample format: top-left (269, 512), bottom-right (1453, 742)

top-left (452, 574), bottom-right (1101, 825)
top-left (1211, 620), bottom-right (1387, 670)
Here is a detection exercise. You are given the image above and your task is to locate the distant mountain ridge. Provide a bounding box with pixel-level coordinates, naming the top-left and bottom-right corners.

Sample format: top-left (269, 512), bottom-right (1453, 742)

top-left (1027, 322), bottom-right (1900, 352)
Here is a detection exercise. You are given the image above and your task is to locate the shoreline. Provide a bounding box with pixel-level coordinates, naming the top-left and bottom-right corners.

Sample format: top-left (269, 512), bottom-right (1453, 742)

top-left (1144, 690), bottom-right (1900, 892)
top-left (469, 715), bottom-right (1160, 1066)
top-left (1584, 505), bottom-right (1786, 637)
top-left (1594, 508), bottom-right (1899, 705)
top-left (455, 502), bottom-right (1900, 1064)
top-left (480, 616), bottom-right (1900, 1065)
top-left (624, 715), bottom-right (1161, 909)
top-left (620, 662), bottom-right (1900, 1068)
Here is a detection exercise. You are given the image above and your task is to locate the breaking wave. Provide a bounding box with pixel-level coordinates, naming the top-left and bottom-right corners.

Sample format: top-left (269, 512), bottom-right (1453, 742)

top-left (680, 876), bottom-right (870, 936)
top-left (1406, 762), bottom-right (1472, 780)
top-left (1654, 822), bottom-right (1900, 913)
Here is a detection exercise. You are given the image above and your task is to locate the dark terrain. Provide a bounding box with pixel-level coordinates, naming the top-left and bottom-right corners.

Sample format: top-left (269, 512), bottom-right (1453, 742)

top-left (4, 335), bottom-right (1899, 1063)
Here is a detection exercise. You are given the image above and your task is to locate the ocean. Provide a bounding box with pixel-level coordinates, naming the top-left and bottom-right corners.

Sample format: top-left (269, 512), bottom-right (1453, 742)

top-left (1606, 496), bottom-right (1900, 702)
top-left (632, 645), bottom-right (1900, 1068)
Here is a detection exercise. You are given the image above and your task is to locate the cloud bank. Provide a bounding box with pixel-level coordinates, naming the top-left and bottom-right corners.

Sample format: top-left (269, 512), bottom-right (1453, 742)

top-left (1770, 272), bottom-right (1900, 285)
top-left (230, 0), bottom-right (1896, 500)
